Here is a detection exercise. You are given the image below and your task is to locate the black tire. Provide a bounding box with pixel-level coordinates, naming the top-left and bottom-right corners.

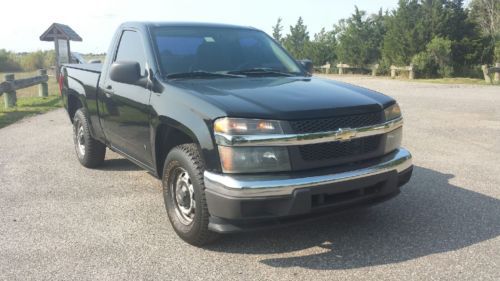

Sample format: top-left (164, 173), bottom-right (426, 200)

top-left (73, 109), bottom-right (106, 168)
top-left (162, 144), bottom-right (219, 246)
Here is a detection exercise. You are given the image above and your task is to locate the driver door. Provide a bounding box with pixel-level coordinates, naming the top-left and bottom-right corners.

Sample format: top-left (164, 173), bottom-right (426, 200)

top-left (99, 30), bottom-right (153, 167)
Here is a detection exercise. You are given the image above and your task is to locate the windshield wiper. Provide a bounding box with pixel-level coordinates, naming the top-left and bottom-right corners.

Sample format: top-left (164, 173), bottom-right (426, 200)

top-left (227, 68), bottom-right (295, 77)
top-left (166, 71), bottom-right (243, 79)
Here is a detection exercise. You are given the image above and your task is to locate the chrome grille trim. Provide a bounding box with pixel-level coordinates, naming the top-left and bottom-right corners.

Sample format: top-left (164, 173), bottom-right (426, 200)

top-left (215, 117), bottom-right (403, 147)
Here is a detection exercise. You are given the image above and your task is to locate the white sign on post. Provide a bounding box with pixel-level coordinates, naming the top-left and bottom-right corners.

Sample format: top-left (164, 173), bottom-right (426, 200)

top-left (58, 39), bottom-right (69, 64)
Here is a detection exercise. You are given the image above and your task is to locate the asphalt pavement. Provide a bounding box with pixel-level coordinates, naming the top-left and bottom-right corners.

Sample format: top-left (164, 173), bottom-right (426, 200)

top-left (0, 76), bottom-right (499, 280)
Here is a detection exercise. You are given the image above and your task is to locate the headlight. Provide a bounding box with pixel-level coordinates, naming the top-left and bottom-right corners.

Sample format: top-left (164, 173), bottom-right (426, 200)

top-left (214, 117), bottom-right (284, 135)
top-left (384, 103), bottom-right (402, 121)
top-left (384, 127), bottom-right (403, 154)
top-left (218, 146), bottom-right (291, 173)
top-left (214, 118), bottom-right (291, 173)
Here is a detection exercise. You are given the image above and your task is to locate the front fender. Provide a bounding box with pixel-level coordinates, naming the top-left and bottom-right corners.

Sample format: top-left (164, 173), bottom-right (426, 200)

top-left (150, 87), bottom-right (227, 174)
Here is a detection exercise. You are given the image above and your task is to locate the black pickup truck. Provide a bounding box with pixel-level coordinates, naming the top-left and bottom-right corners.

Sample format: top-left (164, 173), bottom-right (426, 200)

top-left (60, 22), bottom-right (413, 246)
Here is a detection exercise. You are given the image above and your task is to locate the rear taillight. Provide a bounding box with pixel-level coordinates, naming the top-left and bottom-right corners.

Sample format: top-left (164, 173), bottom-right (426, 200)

top-left (58, 74), bottom-right (64, 95)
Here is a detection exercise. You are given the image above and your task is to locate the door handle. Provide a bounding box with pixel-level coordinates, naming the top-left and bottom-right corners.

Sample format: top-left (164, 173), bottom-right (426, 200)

top-left (104, 85), bottom-right (114, 97)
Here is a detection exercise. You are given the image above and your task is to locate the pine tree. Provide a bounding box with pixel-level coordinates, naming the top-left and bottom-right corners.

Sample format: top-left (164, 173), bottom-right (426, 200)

top-left (382, 0), bottom-right (425, 65)
top-left (469, 0), bottom-right (500, 39)
top-left (309, 28), bottom-right (337, 65)
top-left (336, 7), bottom-right (386, 66)
top-left (283, 17), bottom-right (310, 59)
top-left (272, 18), bottom-right (284, 43)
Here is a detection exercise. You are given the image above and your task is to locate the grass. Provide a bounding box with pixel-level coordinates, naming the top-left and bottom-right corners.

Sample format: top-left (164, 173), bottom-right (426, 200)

top-left (414, 77), bottom-right (498, 85)
top-left (0, 95), bottom-right (62, 129)
top-left (1, 71), bottom-right (62, 128)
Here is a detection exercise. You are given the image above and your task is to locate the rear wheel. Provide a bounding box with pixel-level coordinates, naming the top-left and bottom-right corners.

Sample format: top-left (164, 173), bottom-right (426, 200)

top-left (73, 109), bottom-right (106, 168)
top-left (162, 144), bottom-right (218, 246)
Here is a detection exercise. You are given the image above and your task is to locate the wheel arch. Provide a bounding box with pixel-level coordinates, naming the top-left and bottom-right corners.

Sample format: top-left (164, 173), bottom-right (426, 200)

top-left (67, 91), bottom-right (83, 122)
top-left (152, 115), bottom-right (221, 179)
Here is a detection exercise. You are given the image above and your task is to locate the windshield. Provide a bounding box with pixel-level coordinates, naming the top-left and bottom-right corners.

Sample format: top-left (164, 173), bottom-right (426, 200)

top-left (151, 26), bottom-right (303, 78)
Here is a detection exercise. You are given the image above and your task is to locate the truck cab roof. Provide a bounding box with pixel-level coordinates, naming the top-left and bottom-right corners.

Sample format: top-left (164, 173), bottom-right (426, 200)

top-left (121, 21), bottom-right (258, 31)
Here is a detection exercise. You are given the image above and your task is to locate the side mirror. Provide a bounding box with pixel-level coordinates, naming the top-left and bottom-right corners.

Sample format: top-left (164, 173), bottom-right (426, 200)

top-left (109, 61), bottom-right (142, 85)
top-left (299, 59), bottom-right (314, 75)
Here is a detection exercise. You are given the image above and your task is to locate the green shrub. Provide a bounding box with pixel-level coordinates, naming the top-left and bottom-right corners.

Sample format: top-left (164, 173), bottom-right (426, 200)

top-left (412, 37), bottom-right (453, 78)
top-left (412, 52), bottom-right (436, 78)
top-left (1, 50), bottom-right (56, 72)
top-left (0, 49), bottom-right (22, 72)
top-left (19, 51), bottom-right (46, 71)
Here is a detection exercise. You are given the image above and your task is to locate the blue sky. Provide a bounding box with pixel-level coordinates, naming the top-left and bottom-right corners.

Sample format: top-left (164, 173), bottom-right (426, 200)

top-left (0, 0), bottom-right (470, 53)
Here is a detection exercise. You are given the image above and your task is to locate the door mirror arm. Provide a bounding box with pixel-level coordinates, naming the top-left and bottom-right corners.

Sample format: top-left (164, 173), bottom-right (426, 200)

top-left (298, 59), bottom-right (314, 76)
top-left (135, 77), bottom-right (149, 88)
top-left (151, 75), bottom-right (165, 93)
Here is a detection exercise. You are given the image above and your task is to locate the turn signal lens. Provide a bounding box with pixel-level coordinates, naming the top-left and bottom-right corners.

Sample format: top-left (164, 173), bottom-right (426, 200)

top-left (384, 127), bottom-right (403, 153)
top-left (257, 121), bottom-right (275, 131)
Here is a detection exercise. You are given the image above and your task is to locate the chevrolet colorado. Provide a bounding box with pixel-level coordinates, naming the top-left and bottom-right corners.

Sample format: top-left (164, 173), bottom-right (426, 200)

top-left (60, 22), bottom-right (413, 246)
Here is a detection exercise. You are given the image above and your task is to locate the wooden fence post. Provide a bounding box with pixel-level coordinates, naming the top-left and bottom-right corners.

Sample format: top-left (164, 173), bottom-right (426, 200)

top-left (408, 64), bottom-right (415, 80)
top-left (38, 69), bottom-right (49, 97)
top-left (482, 65), bottom-right (492, 83)
top-left (3, 74), bottom-right (17, 108)
top-left (372, 64), bottom-right (379, 77)
top-left (390, 66), bottom-right (396, 79)
top-left (495, 63), bottom-right (500, 83)
top-left (319, 63), bottom-right (331, 74)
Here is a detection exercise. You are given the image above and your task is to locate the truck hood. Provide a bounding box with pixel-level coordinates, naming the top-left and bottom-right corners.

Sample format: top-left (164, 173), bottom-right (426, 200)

top-left (171, 77), bottom-right (394, 120)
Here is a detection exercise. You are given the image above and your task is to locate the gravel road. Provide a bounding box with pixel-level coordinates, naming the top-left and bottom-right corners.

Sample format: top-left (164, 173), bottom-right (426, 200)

top-left (0, 76), bottom-right (499, 280)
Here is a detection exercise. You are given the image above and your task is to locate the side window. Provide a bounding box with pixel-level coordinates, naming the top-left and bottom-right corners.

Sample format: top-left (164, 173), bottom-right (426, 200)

top-left (115, 30), bottom-right (147, 75)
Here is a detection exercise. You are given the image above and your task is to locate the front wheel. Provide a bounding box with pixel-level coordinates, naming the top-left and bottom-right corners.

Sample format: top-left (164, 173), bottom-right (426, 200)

top-left (162, 144), bottom-right (218, 246)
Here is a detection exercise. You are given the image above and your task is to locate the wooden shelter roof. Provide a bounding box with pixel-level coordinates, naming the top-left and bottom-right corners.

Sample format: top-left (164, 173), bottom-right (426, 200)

top-left (40, 23), bottom-right (82, 42)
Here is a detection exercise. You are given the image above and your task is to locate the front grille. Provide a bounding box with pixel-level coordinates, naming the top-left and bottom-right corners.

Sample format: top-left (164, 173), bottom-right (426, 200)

top-left (298, 135), bottom-right (382, 162)
top-left (290, 112), bottom-right (383, 134)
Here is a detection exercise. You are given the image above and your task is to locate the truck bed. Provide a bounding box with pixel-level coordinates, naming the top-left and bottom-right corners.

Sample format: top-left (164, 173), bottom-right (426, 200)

top-left (62, 63), bottom-right (103, 140)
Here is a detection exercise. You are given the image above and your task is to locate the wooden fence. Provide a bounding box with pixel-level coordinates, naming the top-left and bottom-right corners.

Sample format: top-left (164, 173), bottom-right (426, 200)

top-left (334, 63), bottom-right (413, 78)
top-left (336, 63), bottom-right (351, 75)
top-left (482, 63), bottom-right (500, 83)
top-left (390, 64), bottom-right (414, 79)
top-left (335, 63), bottom-right (379, 76)
top-left (0, 69), bottom-right (49, 109)
top-left (318, 62), bottom-right (500, 82)
top-left (318, 63), bottom-right (331, 74)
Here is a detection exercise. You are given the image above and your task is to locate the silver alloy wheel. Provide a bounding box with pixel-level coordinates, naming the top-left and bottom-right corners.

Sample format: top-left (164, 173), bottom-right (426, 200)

top-left (171, 167), bottom-right (196, 225)
top-left (76, 123), bottom-right (86, 156)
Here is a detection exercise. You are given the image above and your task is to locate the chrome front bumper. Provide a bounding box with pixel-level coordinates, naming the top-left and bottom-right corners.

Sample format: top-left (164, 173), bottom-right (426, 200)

top-left (204, 148), bottom-right (412, 198)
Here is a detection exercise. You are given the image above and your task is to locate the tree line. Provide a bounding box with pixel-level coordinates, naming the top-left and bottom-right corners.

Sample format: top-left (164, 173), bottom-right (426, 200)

top-left (0, 50), bottom-right (56, 72)
top-left (273, 0), bottom-right (500, 78)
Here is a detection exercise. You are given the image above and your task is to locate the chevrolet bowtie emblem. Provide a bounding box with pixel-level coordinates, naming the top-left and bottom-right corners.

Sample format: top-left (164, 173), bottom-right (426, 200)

top-left (336, 128), bottom-right (357, 142)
